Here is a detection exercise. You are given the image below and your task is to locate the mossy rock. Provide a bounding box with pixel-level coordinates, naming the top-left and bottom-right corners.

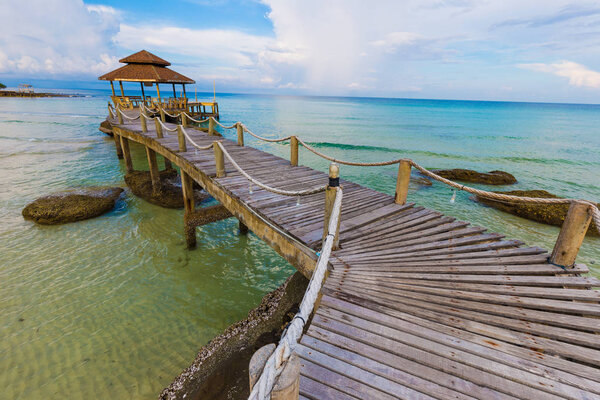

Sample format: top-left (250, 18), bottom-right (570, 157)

top-left (476, 189), bottom-right (598, 236)
top-left (160, 272), bottom-right (308, 400)
top-left (124, 169), bottom-right (209, 209)
top-left (22, 187), bottom-right (123, 225)
top-left (99, 119), bottom-right (113, 136)
top-left (435, 169), bottom-right (517, 185)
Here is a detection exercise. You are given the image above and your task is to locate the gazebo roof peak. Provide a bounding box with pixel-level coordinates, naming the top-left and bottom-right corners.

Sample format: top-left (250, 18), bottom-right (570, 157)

top-left (119, 50), bottom-right (170, 66)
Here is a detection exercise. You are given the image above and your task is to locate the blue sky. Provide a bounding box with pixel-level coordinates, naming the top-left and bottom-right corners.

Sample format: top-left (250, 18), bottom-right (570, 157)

top-left (1, 0), bottom-right (600, 103)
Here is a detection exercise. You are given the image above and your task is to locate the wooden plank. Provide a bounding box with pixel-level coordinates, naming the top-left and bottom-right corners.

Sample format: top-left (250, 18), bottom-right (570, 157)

top-left (295, 344), bottom-right (437, 399)
top-left (314, 305), bottom-right (600, 397)
top-left (300, 360), bottom-right (396, 400)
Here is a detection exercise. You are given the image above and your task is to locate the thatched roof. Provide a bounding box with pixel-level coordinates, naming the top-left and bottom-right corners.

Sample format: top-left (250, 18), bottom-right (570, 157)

top-left (119, 50), bottom-right (170, 66)
top-left (98, 50), bottom-right (194, 84)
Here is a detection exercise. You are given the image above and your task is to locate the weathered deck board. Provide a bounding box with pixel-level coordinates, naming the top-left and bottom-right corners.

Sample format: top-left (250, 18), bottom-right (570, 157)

top-left (110, 112), bottom-right (600, 399)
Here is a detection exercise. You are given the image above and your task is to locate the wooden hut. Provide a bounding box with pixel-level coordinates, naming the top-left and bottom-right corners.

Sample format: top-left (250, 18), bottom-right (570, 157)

top-left (98, 50), bottom-right (218, 118)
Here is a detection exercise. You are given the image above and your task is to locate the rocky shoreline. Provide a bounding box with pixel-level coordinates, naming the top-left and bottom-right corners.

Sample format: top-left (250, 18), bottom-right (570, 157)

top-left (160, 272), bottom-right (308, 400)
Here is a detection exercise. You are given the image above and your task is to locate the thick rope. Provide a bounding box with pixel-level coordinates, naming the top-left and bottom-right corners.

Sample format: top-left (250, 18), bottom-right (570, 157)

top-left (116, 108), bottom-right (141, 121)
top-left (160, 107), bottom-right (179, 118)
top-left (156, 118), bottom-right (178, 132)
top-left (181, 112), bottom-right (210, 123)
top-left (211, 117), bottom-right (238, 130)
top-left (179, 126), bottom-right (215, 150)
top-left (241, 123), bottom-right (293, 143)
top-left (248, 187), bottom-right (342, 400)
top-left (296, 137), bottom-right (404, 166)
top-left (217, 142), bottom-right (326, 196)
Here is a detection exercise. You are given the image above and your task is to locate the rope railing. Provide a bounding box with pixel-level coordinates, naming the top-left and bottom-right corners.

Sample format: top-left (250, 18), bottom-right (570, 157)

top-left (241, 123), bottom-right (293, 143)
top-left (213, 118), bottom-right (238, 130)
top-left (116, 107), bottom-right (141, 121)
top-left (179, 126), bottom-right (215, 151)
top-left (156, 117), bottom-right (178, 132)
top-left (248, 186), bottom-right (342, 400)
top-left (181, 112), bottom-right (210, 124)
top-left (217, 142), bottom-right (326, 196)
top-left (111, 107), bottom-right (600, 236)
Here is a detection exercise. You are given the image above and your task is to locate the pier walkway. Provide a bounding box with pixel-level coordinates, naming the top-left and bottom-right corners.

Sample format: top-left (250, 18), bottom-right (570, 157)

top-left (107, 107), bottom-right (600, 400)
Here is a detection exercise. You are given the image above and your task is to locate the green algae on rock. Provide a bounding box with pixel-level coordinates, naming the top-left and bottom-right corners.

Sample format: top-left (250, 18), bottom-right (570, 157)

top-left (476, 189), bottom-right (598, 236)
top-left (160, 272), bottom-right (308, 400)
top-left (22, 187), bottom-right (124, 225)
top-left (435, 169), bottom-right (517, 185)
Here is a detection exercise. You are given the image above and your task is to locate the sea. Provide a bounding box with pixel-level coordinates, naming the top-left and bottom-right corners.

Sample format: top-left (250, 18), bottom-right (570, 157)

top-left (1, 90), bottom-right (599, 399)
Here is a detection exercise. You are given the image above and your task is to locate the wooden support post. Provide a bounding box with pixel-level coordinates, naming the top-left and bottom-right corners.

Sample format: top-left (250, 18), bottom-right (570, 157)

top-left (140, 109), bottom-right (147, 132)
top-left (394, 160), bottom-right (411, 205)
top-left (209, 117), bottom-right (216, 136)
top-left (140, 82), bottom-right (145, 100)
top-left (213, 142), bottom-right (225, 177)
top-left (181, 171), bottom-right (195, 215)
top-left (181, 112), bottom-right (188, 128)
top-left (236, 123), bottom-right (244, 146)
top-left (110, 81), bottom-right (115, 96)
top-left (172, 83), bottom-right (177, 98)
top-left (113, 133), bottom-right (123, 159)
top-left (117, 107), bottom-right (124, 125)
top-left (323, 163), bottom-right (341, 250)
top-left (120, 136), bottom-right (134, 173)
top-left (159, 107), bottom-right (166, 122)
top-left (145, 147), bottom-right (161, 195)
top-left (154, 118), bottom-right (163, 139)
top-left (177, 126), bottom-right (187, 152)
top-left (119, 81), bottom-right (124, 97)
top-left (290, 136), bottom-right (298, 166)
top-left (550, 201), bottom-right (593, 267)
top-left (163, 156), bottom-right (173, 171)
top-left (156, 83), bottom-right (161, 99)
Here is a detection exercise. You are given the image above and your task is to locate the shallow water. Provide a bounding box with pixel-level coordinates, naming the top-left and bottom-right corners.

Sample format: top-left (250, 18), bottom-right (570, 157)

top-left (1, 92), bottom-right (599, 399)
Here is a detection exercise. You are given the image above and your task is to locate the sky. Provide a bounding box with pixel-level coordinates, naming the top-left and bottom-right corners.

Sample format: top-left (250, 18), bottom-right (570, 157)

top-left (1, 0), bottom-right (600, 103)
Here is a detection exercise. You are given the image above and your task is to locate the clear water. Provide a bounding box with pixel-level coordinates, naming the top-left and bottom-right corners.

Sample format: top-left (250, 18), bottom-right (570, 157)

top-left (1, 92), bottom-right (598, 399)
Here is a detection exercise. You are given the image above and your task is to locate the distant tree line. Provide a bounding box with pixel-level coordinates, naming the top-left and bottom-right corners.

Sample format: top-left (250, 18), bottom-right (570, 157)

top-left (0, 83), bottom-right (6, 89)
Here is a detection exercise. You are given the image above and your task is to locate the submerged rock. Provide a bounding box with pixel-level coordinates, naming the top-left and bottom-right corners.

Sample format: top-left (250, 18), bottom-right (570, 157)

top-left (22, 187), bottom-right (123, 225)
top-left (124, 169), bottom-right (209, 209)
top-left (99, 119), bottom-right (113, 136)
top-left (434, 169), bottom-right (517, 185)
top-left (160, 272), bottom-right (309, 400)
top-left (475, 189), bottom-right (598, 236)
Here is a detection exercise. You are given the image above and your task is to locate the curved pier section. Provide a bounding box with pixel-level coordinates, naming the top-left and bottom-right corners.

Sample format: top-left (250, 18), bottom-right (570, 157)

top-left (106, 107), bottom-right (600, 400)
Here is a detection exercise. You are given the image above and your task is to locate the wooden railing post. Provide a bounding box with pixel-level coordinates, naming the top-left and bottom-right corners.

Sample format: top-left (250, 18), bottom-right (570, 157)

top-left (117, 107), bottom-right (124, 124)
top-left (181, 112), bottom-right (188, 128)
top-left (213, 142), bottom-right (225, 177)
top-left (290, 136), bottom-right (298, 166)
top-left (140, 109), bottom-right (147, 132)
top-left (154, 119), bottom-right (163, 138)
top-left (323, 163), bottom-right (341, 249)
top-left (159, 107), bottom-right (166, 123)
top-left (249, 344), bottom-right (275, 391)
top-left (208, 117), bottom-right (216, 136)
top-left (395, 160), bottom-right (411, 205)
top-left (177, 126), bottom-right (187, 152)
top-left (550, 201), bottom-right (593, 267)
top-left (236, 123), bottom-right (244, 146)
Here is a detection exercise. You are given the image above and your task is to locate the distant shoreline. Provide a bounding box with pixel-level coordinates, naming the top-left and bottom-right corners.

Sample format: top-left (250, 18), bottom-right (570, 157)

top-left (0, 90), bottom-right (81, 98)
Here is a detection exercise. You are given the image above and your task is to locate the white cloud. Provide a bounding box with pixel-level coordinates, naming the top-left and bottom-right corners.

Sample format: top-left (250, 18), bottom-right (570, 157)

top-left (0, 0), bottom-right (120, 76)
top-left (519, 61), bottom-right (600, 88)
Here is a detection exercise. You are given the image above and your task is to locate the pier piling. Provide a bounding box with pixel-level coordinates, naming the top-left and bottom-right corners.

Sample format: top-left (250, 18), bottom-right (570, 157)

top-left (323, 163), bottom-right (341, 249)
top-left (113, 133), bottom-right (123, 159)
top-left (145, 147), bottom-right (161, 195)
top-left (120, 136), bottom-right (134, 173)
top-left (290, 136), bottom-right (298, 166)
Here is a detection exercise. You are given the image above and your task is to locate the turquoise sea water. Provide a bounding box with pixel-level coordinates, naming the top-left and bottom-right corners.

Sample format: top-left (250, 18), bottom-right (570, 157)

top-left (1, 91), bottom-right (599, 399)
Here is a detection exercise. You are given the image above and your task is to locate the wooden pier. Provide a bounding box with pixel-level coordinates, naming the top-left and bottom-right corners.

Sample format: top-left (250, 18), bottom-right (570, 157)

top-left (107, 109), bottom-right (600, 399)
